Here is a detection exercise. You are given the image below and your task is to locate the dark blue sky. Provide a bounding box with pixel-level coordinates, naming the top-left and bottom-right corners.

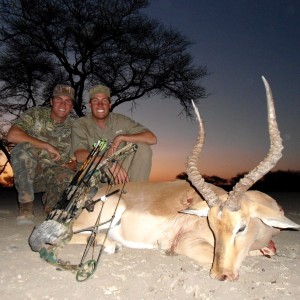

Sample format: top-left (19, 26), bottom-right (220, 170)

top-left (116, 0), bottom-right (300, 180)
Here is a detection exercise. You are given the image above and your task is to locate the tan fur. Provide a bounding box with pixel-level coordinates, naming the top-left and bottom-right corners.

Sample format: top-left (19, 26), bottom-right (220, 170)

top-left (70, 180), bottom-right (299, 281)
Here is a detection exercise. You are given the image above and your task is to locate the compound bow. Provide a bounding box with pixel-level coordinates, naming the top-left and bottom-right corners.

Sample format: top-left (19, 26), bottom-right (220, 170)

top-left (29, 140), bottom-right (138, 281)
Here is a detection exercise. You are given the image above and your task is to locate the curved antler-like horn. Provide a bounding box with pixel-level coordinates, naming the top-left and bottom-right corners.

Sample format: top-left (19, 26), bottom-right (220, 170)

top-left (186, 100), bottom-right (220, 208)
top-left (226, 76), bottom-right (283, 211)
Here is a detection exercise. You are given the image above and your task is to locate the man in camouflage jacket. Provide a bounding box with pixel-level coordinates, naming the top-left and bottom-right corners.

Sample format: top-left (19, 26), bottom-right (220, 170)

top-left (6, 85), bottom-right (77, 225)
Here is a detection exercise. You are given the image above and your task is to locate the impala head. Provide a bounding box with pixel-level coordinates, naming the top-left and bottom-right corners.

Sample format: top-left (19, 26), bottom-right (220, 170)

top-left (183, 77), bottom-right (299, 281)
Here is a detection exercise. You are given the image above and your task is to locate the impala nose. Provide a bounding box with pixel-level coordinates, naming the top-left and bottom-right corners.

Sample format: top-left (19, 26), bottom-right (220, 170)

top-left (219, 274), bottom-right (228, 281)
top-left (218, 272), bottom-right (239, 281)
top-left (210, 270), bottom-right (239, 281)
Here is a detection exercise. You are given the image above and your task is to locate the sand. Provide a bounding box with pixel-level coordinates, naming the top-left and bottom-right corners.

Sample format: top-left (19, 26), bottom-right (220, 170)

top-left (0, 188), bottom-right (299, 300)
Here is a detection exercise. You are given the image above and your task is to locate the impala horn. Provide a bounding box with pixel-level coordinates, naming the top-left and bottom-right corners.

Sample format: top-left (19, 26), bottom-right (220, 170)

top-left (225, 76), bottom-right (283, 211)
top-left (186, 100), bottom-right (220, 208)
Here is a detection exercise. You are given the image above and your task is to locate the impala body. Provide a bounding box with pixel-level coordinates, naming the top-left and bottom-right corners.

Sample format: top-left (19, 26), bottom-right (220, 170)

top-left (71, 77), bottom-right (300, 280)
top-left (72, 180), bottom-right (298, 281)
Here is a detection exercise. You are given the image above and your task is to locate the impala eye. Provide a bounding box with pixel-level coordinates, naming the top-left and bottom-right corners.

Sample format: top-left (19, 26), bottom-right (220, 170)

top-left (237, 225), bottom-right (246, 234)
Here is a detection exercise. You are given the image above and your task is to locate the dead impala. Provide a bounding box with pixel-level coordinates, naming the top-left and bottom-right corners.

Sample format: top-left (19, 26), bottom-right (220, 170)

top-left (35, 77), bottom-right (300, 281)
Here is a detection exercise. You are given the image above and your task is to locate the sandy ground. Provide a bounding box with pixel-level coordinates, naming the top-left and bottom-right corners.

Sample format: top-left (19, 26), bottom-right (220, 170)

top-left (0, 188), bottom-right (300, 300)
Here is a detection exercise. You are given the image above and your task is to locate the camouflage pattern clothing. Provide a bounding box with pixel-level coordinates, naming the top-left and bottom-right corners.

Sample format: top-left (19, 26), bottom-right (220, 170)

top-left (10, 107), bottom-right (74, 208)
top-left (71, 112), bottom-right (153, 181)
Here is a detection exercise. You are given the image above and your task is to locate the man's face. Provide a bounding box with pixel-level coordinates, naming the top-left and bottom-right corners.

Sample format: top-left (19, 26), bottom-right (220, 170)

top-left (50, 95), bottom-right (74, 122)
top-left (89, 93), bottom-right (111, 120)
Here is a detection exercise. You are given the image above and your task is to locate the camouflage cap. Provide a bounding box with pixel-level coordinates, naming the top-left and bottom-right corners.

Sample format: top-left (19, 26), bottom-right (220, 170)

top-left (89, 85), bottom-right (111, 100)
top-left (52, 84), bottom-right (75, 101)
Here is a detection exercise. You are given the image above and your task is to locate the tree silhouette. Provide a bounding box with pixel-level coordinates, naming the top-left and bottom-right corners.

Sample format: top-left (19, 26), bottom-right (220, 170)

top-left (252, 170), bottom-right (300, 192)
top-left (0, 0), bottom-right (208, 117)
top-left (0, 41), bottom-right (57, 117)
top-left (175, 171), bottom-right (300, 192)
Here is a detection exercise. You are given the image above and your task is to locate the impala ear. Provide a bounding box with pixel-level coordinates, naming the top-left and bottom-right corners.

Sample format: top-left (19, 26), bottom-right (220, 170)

top-left (249, 203), bottom-right (300, 229)
top-left (179, 201), bottom-right (209, 217)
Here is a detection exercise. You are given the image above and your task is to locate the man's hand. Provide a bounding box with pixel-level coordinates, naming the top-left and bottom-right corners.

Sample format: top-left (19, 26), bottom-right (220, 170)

top-left (110, 163), bottom-right (129, 184)
top-left (45, 144), bottom-right (61, 161)
top-left (61, 159), bottom-right (77, 172)
top-left (107, 142), bottom-right (119, 156)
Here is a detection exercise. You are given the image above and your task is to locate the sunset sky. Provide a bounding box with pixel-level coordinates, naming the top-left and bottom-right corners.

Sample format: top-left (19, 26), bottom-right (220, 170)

top-left (127, 0), bottom-right (300, 181)
top-left (1, 1), bottom-right (299, 184)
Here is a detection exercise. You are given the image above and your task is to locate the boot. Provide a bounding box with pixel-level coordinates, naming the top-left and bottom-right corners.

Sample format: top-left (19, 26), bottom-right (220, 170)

top-left (16, 202), bottom-right (34, 225)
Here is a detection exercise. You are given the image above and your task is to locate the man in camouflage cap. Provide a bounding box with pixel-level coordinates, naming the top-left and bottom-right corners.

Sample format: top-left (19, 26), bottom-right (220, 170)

top-left (6, 84), bottom-right (77, 225)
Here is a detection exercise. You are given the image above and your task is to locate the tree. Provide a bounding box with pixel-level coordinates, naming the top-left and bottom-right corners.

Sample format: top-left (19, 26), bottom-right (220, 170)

top-left (0, 40), bottom-right (57, 117)
top-left (0, 0), bottom-right (208, 118)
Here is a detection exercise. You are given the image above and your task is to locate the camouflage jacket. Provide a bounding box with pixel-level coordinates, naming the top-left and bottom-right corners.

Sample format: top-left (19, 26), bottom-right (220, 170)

top-left (13, 107), bottom-right (72, 165)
